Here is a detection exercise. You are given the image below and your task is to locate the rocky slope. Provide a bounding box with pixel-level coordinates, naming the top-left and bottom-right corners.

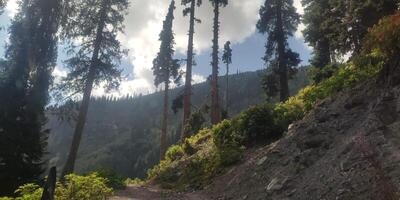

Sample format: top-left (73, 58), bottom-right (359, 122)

top-left (197, 80), bottom-right (400, 199)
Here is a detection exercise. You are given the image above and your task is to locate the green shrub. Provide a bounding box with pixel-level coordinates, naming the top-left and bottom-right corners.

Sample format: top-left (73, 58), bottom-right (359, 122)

top-left (212, 120), bottom-right (243, 166)
top-left (211, 105), bottom-right (284, 150)
top-left (14, 184), bottom-right (43, 200)
top-left (93, 168), bottom-right (126, 190)
top-left (165, 145), bottom-right (185, 161)
top-left (55, 173), bottom-right (113, 200)
top-left (0, 173), bottom-right (113, 200)
top-left (183, 111), bottom-right (206, 136)
top-left (235, 104), bottom-right (283, 145)
top-left (182, 128), bottom-right (212, 156)
top-left (274, 95), bottom-right (305, 127)
top-left (178, 152), bottom-right (221, 190)
top-left (124, 178), bottom-right (144, 186)
top-left (147, 159), bottom-right (177, 183)
top-left (362, 12), bottom-right (400, 61)
top-left (147, 159), bottom-right (181, 189)
top-left (308, 64), bottom-right (339, 83)
top-left (215, 145), bottom-right (244, 167)
top-left (212, 120), bottom-right (241, 149)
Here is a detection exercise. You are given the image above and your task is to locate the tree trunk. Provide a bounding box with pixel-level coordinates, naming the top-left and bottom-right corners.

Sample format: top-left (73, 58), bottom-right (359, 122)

top-left (160, 82), bottom-right (169, 160)
top-left (225, 63), bottom-right (229, 113)
top-left (61, 0), bottom-right (108, 178)
top-left (41, 167), bottom-right (56, 200)
top-left (211, 1), bottom-right (221, 125)
top-left (182, 0), bottom-right (196, 141)
top-left (276, 0), bottom-right (289, 102)
top-left (61, 67), bottom-right (95, 178)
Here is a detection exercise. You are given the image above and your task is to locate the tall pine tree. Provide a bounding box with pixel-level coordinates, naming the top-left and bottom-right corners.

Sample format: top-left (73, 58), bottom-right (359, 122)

top-left (209, 0), bottom-right (228, 125)
top-left (152, 0), bottom-right (180, 160)
top-left (302, 0), bottom-right (334, 83)
top-left (59, 0), bottom-right (129, 177)
top-left (0, 0), bottom-right (6, 10)
top-left (0, 0), bottom-right (62, 195)
top-left (257, 0), bottom-right (300, 102)
top-left (181, 0), bottom-right (202, 140)
top-left (222, 41), bottom-right (232, 114)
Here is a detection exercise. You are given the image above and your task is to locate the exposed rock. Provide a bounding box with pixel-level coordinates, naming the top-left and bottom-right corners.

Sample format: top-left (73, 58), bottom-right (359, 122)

top-left (257, 156), bottom-right (268, 166)
top-left (267, 177), bottom-right (288, 191)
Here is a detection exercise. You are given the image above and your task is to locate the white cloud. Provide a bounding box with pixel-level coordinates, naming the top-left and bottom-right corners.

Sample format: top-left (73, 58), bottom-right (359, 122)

top-left (293, 0), bottom-right (304, 39)
top-left (52, 67), bottom-right (67, 78)
top-left (92, 78), bottom-right (153, 98)
top-left (5, 0), bottom-right (19, 18)
top-left (115, 0), bottom-right (265, 97)
top-left (192, 74), bottom-right (206, 84)
top-left (4, 0), bottom-right (309, 97)
top-left (292, 0), bottom-right (313, 50)
top-left (293, 0), bottom-right (304, 15)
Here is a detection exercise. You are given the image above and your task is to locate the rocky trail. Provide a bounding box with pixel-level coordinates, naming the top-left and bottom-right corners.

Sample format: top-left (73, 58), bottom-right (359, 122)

top-left (111, 185), bottom-right (208, 200)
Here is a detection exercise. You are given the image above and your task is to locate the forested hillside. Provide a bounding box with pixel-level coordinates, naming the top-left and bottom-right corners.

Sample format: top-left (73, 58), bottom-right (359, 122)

top-left (46, 69), bottom-right (309, 178)
top-left (1, 0), bottom-right (399, 198)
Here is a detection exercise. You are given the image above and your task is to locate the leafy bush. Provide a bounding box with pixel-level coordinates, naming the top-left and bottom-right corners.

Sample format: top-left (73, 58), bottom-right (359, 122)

top-left (212, 120), bottom-right (240, 149)
top-left (236, 104), bottom-right (283, 145)
top-left (274, 95), bottom-right (305, 128)
top-left (147, 129), bottom-right (221, 190)
top-left (14, 184), bottom-right (43, 200)
top-left (165, 145), bottom-right (185, 162)
top-left (0, 173), bottom-right (113, 200)
top-left (56, 173), bottom-right (113, 200)
top-left (358, 12), bottom-right (400, 83)
top-left (308, 64), bottom-right (339, 83)
top-left (182, 128), bottom-right (211, 156)
top-left (362, 12), bottom-right (400, 60)
top-left (212, 120), bottom-right (243, 166)
top-left (183, 111), bottom-right (206, 136)
top-left (124, 178), bottom-right (144, 186)
top-left (213, 104), bottom-right (284, 149)
top-left (93, 168), bottom-right (126, 189)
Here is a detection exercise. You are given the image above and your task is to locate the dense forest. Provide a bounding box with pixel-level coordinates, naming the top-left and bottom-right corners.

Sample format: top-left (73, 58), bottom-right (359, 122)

top-left (0, 0), bottom-right (399, 199)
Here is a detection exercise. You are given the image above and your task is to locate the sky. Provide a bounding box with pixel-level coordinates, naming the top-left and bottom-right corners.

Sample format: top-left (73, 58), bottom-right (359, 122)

top-left (0, 0), bottom-right (312, 97)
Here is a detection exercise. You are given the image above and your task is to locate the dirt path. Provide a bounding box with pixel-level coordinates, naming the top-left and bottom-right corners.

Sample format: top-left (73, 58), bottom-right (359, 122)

top-left (110, 185), bottom-right (209, 200)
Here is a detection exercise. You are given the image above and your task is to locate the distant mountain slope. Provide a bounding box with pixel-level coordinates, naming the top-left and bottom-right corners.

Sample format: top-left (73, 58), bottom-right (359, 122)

top-left (46, 69), bottom-right (309, 178)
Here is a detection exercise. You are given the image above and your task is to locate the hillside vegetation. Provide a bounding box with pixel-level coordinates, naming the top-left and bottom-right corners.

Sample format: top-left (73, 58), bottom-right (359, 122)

top-left (47, 69), bottom-right (309, 179)
top-left (145, 12), bottom-right (400, 199)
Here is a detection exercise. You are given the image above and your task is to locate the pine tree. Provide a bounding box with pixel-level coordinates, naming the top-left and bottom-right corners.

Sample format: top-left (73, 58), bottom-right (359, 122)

top-left (59, 0), bottom-right (129, 177)
top-left (152, 0), bottom-right (180, 160)
top-left (257, 0), bottom-right (301, 102)
top-left (0, 0), bottom-right (5, 10)
top-left (209, 0), bottom-right (228, 125)
top-left (0, 0), bottom-right (62, 195)
top-left (302, 0), bottom-right (333, 77)
top-left (222, 41), bottom-right (232, 114)
top-left (181, 0), bottom-right (202, 140)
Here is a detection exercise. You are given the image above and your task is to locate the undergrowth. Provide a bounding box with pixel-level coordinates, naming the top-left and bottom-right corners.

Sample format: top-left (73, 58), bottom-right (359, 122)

top-left (0, 173), bottom-right (113, 200)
